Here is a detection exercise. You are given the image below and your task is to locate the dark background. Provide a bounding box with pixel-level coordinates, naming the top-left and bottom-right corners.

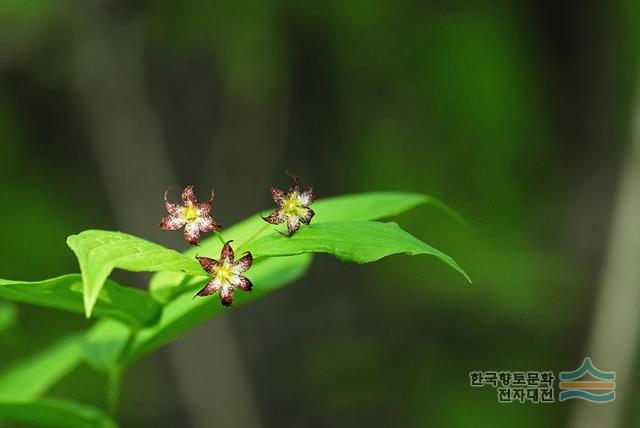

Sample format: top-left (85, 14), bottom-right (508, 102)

top-left (1, 1), bottom-right (639, 427)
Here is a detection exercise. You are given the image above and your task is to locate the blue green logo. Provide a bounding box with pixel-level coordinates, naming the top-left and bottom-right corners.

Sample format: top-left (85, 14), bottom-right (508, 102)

top-left (558, 358), bottom-right (615, 403)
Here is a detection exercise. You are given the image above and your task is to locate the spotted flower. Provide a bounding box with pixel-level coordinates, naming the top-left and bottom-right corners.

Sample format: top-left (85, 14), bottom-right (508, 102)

top-left (195, 241), bottom-right (253, 306)
top-left (262, 175), bottom-right (315, 235)
top-left (160, 186), bottom-right (221, 245)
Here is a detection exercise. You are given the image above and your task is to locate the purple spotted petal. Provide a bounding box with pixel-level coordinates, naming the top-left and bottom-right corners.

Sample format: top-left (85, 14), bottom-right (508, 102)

top-left (198, 216), bottom-right (220, 232)
top-left (220, 241), bottom-right (234, 264)
top-left (196, 256), bottom-right (219, 275)
top-left (287, 216), bottom-right (300, 235)
top-left (271, 187), bottom-right (286, 206)
top-left (196, 190), bottom-right (215, 215)
top-left (299, 207), bottom-right (315, 225)
top-left (232, 275), bottom-right (252, 291)
top-left (233, 253), bottom-right (253, 274)
top-left (160, 213), bottom-right (185, 230)
top-left (196, 202), bottom-right (211, 215)
top-left (195, 278), bottom-right (221, 297)
top-left (184, 222), bottom-right (201, 245)
top-left (262, 209), bottom-right (285, 225)
top-left (219, 285), bottom-right (234, 306)
top-left (287, 176), bottom-right (302, 194)
top-left (164, 190), bottom-right (182, 215)
top-left (299, 188), bottom-right (315, 207)
top-left (181, 185), bottom-right (197, 205)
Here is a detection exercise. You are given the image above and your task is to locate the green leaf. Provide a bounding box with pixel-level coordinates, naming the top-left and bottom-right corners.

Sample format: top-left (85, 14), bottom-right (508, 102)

top-left (0, 301), bottom-right (18, 335)
top-left (312, 191), bottom-right (465, 225)
top-left (148, 215), bottom-right (278, 303)
top-left (81, 320), bottom-right (132, 371)
top-left (0, 399), bottom-right (117, 428)
top-left (67, 230), bottom-right (203, 318)
top-left (148, 271), bottom-right (207, 304)
top-left (0, 274), bottom-right (161, 329)
top-left (83, 192), bottom-right (463, 367)
top-left (128, 253), bottom-right (312, 362)
top-left (0, 334), bottom-right (84, 402)
top-left (246, 220), bottom-right (471, 282)
top-left (85, 254), bottom-right (313, 369)
top-left (150, 191), bottom-right (452, 301)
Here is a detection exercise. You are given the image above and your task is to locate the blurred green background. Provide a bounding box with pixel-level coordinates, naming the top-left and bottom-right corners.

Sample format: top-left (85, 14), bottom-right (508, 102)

top-left (1, 1), bottom-right (639, 427)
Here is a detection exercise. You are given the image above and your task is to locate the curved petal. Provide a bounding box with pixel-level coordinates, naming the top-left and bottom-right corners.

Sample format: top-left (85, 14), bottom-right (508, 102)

top-left (271, 187), bottom-right (286, 206)
top-left (287, 175), bottom-right (302, 194)
top-left (233, 253), bottom-right (253, 274)
top-left (195, 278), bottom-right (221, 297)
top-left (196, 256), bottom-right (219, 274)
top-left (164, 190), bottom-right (182, 215)
top-left (220, 241), bottom-right (234, 264)
top-left (181, 185), bottom-right (197, 205)
top-left (231, 275), bottom-right (252, 291)
top-left (160, 214), bottom-right (185, 230)
top-left (184, 222), bottom-right (201, 245)
top-left (298, 187), bottom-right (315, 207)
top-left (196, 190), bottom-right (215, 215)
top-left (299, 207), bottom-right (315, 225)
top-left (287, 216), bottom-right (300, 235)
top-left (219, 285), bottom-right (234, 306)
top-left (262, 209), bottom-right (285, 225)
top-left (196, 201), bottom-right (211, 215)
top-left (197, 216), bottom-right (220, 232)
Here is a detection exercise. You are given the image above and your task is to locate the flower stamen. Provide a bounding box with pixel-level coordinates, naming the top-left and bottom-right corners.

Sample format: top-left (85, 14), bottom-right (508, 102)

top-left (181, 203), bottom-right (198, 222)
top-left (214, 263), bottom-right (234, 283)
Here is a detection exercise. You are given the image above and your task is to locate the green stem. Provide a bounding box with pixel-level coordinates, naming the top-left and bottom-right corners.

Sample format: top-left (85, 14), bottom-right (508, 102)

top-left (215, 231), bottom-right (227, 246)
top-left (236, 223), bottom-right (270, 254)
top-left (107, 367), bottom-right (122, 418)
top-left (105, 331), bottom-right (135, 420)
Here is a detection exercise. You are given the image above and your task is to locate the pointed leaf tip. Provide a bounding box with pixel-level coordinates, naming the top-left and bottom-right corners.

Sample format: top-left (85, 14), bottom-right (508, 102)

top-left (67, 230), bottom-right (203, 318)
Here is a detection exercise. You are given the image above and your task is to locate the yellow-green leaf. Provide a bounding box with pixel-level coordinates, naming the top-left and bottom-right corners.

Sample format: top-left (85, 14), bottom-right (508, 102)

top-left (246, 221), bottom-right (471, 282)
top-left (0, 274), bottom-right (160, 328)
top-left (150, 191), bottom-right (456, 302)
top-left (67, 230), bottom-right (202, 318)
top-left (0, 399), bottom-right (117, 428)
top-left (0, 334), bottom-right (84, 402)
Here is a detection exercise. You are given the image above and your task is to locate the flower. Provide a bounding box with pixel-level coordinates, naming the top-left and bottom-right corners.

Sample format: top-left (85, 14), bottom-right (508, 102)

top-left (160, 186), bottom-right (221, 245)
top-left (262, 175), bottom-right (315, 235)
top-left (195, 241), bottom-right (253, 306)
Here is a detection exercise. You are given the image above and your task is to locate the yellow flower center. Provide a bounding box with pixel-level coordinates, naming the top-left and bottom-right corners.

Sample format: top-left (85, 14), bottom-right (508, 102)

top-left (214, 263), bottom-right (234, 283)
top-left (283, 194), bottom-right (304, 216)
top-left (182, 203), bottom-right (198, 222)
